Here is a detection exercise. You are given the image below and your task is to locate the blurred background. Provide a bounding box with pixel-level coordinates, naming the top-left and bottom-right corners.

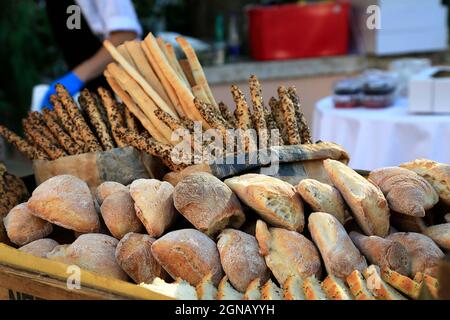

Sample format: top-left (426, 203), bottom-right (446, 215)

top-left (1, 0), bottom-right (450, 173)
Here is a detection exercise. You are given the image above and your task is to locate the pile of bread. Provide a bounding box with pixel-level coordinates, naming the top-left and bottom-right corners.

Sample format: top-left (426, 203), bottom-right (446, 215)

top-left (1, 157), bottom-right (449, 300)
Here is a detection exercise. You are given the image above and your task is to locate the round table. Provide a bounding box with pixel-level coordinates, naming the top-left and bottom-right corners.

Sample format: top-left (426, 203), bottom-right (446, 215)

top-left (313, 97), bottom-right (450, 170)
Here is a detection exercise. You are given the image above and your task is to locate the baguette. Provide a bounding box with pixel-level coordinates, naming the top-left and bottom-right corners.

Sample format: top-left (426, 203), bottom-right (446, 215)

top-left (243, 278), bottom-right (261, 300)
top-left (423, 223), bottom-right (450, 250)
top-left (322, 275), bottom-right (354, 300)
top-left (283, 276), bottom-right (305, 300)
top-left (196, 273), bottom-right (218, 300)
top-left (380, 266), bottom-right (421, 299)
top-left (362, 265), bottom-right (407, 300)
top-left (117, 42), bottom-right (137, 68)
top-left (165, 42), bottom-right (190, 86)
top-left (260, 279), bottom-right (283, 300)
top-left (217, 276), bottom-right (243, 300)
top-left (303, 276), bottom-right (328, 300)
top-left (346, 270), bottom-right (376, 300)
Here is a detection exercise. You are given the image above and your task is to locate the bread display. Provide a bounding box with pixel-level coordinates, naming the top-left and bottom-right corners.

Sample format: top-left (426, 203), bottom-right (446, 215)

top-left (100, 191), bottom-right (143, 239)
top-left (225, 174), bottom-right (304, 232)
top-left (151, 229), bottom-right (224, 286)
top-left (323, 159), bottom-right (390, 237)
top-left (369, 167), bottom-right (438, 217)
top-left (308, 212), bottom-right (367, 280)
top-left (217, 229), bottom-right (269, 292)
top-left (400, 159), bottom-right (450, 205)
top-left (27, 175), bottom-right (100, 233)
top-left (386, 232), bottom-right (444, 277)
top-left (3, 203), bottom-right (53, 246)
top-left (96, 181), bottom-right (129, 205)
top-left (296, 178), bottom-right (346, 224)
top-left (130, 179), bottom-right (176, 238)
top-left (18, 238), bottom-right (59, 258)
top-left (174, 173), bottom-right (245, 236)
top-left (47, 233), bottom-right (128, 281)
top-left (115, 232), bottom-right (166, 284)
top-left (380, 267), bottom-right (421, 299)
top-left (349, 231), bottom-right (410, 276)
top-left (423, 223), bottom-right (450, 250)
top-left (255, 220), bottom-right (321, 285)
top-left (363, 265), bottom-right (406, 300)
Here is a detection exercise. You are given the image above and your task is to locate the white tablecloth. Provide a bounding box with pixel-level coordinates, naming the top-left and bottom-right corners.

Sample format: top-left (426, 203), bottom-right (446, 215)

top-left (313, 97), bottom-right (450, 170)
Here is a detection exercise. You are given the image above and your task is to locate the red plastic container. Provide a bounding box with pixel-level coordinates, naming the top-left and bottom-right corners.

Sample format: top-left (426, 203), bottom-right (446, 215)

top-left (247, 2), bottom-right (350, 61)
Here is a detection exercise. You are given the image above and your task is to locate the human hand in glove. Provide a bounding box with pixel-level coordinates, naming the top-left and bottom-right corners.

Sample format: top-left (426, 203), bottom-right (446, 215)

top-left (39, 71), bottom-right (84, 110)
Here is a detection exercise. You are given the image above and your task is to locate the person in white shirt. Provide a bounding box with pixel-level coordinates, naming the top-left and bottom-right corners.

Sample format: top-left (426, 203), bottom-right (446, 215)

top-left (40, 0), bottom-right (142, 109)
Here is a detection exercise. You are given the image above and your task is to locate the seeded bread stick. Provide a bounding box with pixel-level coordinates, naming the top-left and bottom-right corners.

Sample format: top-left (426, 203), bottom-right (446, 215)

top-left (103, 73), bottom-right (168, 144)
top-left (287, 86), bottom-right (312, 144)
top-left (22, 119), bottom-right (53, 160)
top-left (176, 36), bottom-right (217, 106)
top-left (125, 40), bottom-right (173, 108)
top-left (28, 112), bottom-right (59, 147)
top-left (278, 86), bottom-right (301, 145)
top-left (124, 107), bottom-right (140, 132)
top-left (97, 87), bottom-right (128, 148)
top-left (42, 109), bottom-right (82, 155)
top-left (269, 97), bottom-right (288, 145)
top-left (178, 59), bottom-right (196, 87)
top-left (0, 125), bottom-right (48, 160)
top-left (179, 116), bottom-right (195, 133)
top-left (249, 75), bottom-right (268, 148)
top-left (194, 99), bottom-right (229, 143)
top-left (154, 109), bottom-right (188, 133)
top-left (218, 102), bottom-right (237, 129)
top-left (55, 85), bottom-right (102, 152)
top-left (192, 84), bottom-right (211, 105)
top-left (166, 42), bottom-right (190, 86)
top-left (230, 84), bottom-right (255, 151)
top-left (79, 89), bottom-right (115, 150)
top-left (91, 92), bottom-right (111, 131)
top-left (22, 119), bottom-right (66, 160)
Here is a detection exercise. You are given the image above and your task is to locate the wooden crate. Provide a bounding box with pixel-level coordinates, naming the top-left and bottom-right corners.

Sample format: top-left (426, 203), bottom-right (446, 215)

top-left (0, 244), bottom-right (171, 300)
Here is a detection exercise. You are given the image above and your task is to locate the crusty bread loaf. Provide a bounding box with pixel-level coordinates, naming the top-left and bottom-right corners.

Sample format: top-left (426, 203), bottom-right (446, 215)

top-left (95, 181), bottom-right (128, 205)
top-left (445, 213), bottom-right (450, 223)
top-left (47, 233), bottom-right (128, 281)
top-left (308, 212), bottom-right (367, 280)
top-left (243, 278), bottom-right (261, 300)
top-left (19, 238), bottom-right (59, 258)
top-left (387, 232), bottom-right (444, 277)
top-left (140, 277), bottom-right (198, 300)
top-left (322, 275), bottom-right (354, 300)
top-left (346, 270), bottom-right (375, 300)
top-left (115, 232), bottom-right (166, 284)
top-left (400, 159), bottom-right (450, 205)
top-left (151, 229), bottom-right (224, 286)
top-left (255, 220), bottom-right (321, 285)
top-left (260, 279), bottom-right (283, 300)
top-left (390, 211), bottom-right (427, 233)
top-left (349, 231), bottom-right (410, 276)
top-left (27, 175), bottom-right (100, 233)
top-left (174, 173), bottom-right (245, 236)
top-left (101, 191), bottom-right (143, 239)
top-left (369, 167), bottom-right (438, 217)
top-left (217, 276), bottom-right (243, 300)
top-left (323, 159), bottom-right (390, 237)
top-left (380, 266), bottom-right (421, 299)
top-left (3, 203), bottom-right (53, 246)
top-left (413, 272), bottom-right (439, 299)
top-left (225, 174), bottom-right (305, 232)
top-left (362, 265), bottom-right (406, 300)
top-left (130, 179), bottom-right (176, 238)
top-left (196, 274), bottom-right (218, 300)
top-left (297, 179), bottom-right (346, 224)
top-left (303, 276), bottom-right (328, 300)
top-left (217, 229), bottom-right (269, 292)
top-left (423, 223), bottom-right (450, 250)
top-left (283, 276), bottom-right (305, 300)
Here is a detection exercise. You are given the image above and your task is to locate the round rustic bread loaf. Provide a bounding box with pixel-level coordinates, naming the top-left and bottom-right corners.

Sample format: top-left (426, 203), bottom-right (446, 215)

top-left (96, 181), bottom-right (129, 205)
top-left (115, 232), bottom-right (167, 284)
top-left (173, 173), bottom-right (245, 236)
top-left (100, 191), bottom-right (143, 239)
top-left (424, 223), bottom-right (450, 250)
top-left (19, 238), bottom-right (59, 258)
top-left (47, 233), bottom-right (128, 281)
top-left (217, 229), bottom-right (270, 292)
top-left (151, 229), bottom-right (224, 286)
top-left (27, 175), bottom-right (100, 233)
top-left (3, 203), bottom-right (53, 246)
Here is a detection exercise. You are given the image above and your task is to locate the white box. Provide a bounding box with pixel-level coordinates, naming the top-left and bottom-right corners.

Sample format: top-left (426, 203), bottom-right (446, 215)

top-left (409, 67), bottom-right (450, 114)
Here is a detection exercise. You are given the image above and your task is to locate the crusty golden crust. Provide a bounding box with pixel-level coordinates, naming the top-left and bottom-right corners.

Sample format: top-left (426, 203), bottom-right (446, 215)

top-left (346, 270), bottom-right (376, 300)
top-left (380, 266), bottom-right (421, 299)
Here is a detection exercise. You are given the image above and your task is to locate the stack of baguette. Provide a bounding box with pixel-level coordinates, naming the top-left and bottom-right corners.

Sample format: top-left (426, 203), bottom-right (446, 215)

top-left (1, 157), bottom-right (448, 300)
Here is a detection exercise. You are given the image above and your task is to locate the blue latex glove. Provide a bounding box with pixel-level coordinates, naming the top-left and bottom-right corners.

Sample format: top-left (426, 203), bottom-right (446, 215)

top-left (40, 71), bottom-right (85, 110)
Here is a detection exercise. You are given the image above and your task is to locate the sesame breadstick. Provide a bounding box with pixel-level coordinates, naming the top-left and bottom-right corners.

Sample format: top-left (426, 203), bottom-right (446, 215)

top-left (278, 86), bottom-right (301, 145)
top-left (0, 125), bottom-right (48, 160)
top-left (194, 99), bottom-right (228, 139)
top-left (154, 109), bottom-right (188, 133)
top-left (55, 84), bottom-right (102, 152)
top-left (50, 95), bottom-right (86, 151)
top-left (79, 89), bottom-right (115, 150)
top-left (218, 101), bottom-right (237, 129)
top-left (124, 106), bottom-right (140, 133)
top-left (231, 84), bottom-right (252, 131)
top-left (287, 86), bottom-right (312, 144)
top-left (97, 87), bottom-right (127, 148)
top-left (268, 97), bottom-right (288, 145)
top-left (42, 109), bottom-right (82, 155)
top-left (179, 116), bottom-right (195, 133)
top-left (249, 75), bottom-right (268, 148)
top-left (22, 120), bottom-right (66, 160)
top-left (28, 112), bottom-right (59, 147)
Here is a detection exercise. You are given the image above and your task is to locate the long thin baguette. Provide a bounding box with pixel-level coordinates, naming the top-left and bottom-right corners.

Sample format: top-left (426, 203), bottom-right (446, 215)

top-left (0, 125), bottom-right (47, 160)
top-left (78, 89), bottom-right (115, 150)
top-left (288, 86), bottom-right (312, 144)
top-left (107, 63), bottom-right (174, 144)
top-left (176, 36), bottom-right (217, 106)
top-left (103, 40), bottom-right (179, 120)
top-left (55, 84), bottom-right (102, 152)
top-left (42, 109), bottom-right (81, 155)
top-left (178, 59), bottom-right (196, 87)
top-left (124, 40), bottom-right (173, 108)
top-left (22, 119), bottom-right (66, 160)
top-left (278, 86), bottom-right (301, 145)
